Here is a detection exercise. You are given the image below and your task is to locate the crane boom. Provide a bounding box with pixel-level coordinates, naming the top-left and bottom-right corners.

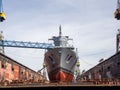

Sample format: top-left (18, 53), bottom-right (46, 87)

top-left (0, 40), bottom-right (53, 49)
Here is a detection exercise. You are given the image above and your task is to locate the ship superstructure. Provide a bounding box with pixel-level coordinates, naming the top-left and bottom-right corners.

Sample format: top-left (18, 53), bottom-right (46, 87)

top-left (44, 26), bottom-right (77, 82)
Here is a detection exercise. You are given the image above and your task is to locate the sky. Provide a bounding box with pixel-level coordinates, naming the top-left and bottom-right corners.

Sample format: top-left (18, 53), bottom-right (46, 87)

top-left (0, 0), bottom-right (120, 75)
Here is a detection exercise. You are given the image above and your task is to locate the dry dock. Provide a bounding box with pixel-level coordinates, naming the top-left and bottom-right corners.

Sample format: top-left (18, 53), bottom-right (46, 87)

top-left (0, 83), bottom-right (120, 90)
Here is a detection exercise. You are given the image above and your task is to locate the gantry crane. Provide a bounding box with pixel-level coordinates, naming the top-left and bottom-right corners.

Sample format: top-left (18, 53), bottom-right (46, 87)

top-left (114, 0), bottom-right (120, 20)
top-left (0, 31), bottom-right (53, 54)
top-left (0, 39), bottom-right (53, 50)
top-left (0, 0), bottom-right (6, 22)
top-left (0, 40), bottom-right (53, 49)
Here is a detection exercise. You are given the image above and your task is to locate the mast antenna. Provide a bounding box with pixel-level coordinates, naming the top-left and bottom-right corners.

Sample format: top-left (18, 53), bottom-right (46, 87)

top-left (59, 25), bottom-right (62, 36)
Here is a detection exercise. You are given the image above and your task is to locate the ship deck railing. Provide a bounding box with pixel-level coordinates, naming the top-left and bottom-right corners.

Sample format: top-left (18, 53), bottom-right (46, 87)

top-left (54, 46), bottom-right (74, 49)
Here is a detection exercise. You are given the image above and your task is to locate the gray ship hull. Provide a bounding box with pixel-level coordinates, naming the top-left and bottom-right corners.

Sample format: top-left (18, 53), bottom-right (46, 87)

top-left (44, 47), bottom-right (77, 82)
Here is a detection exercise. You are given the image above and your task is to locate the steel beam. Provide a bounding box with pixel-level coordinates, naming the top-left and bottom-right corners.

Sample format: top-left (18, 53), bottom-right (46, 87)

top-left (0, 40), bottom-right (53, 49)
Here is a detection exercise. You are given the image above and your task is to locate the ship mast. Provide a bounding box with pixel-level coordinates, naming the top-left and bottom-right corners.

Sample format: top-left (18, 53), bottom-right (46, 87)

top-left (48, 25), bottom-right (74, 48)
top-left (59, 25), bottom-right (62, 37)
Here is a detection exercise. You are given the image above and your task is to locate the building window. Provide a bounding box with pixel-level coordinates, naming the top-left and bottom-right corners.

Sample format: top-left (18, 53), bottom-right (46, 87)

top-left (107, 66), bottom-right (110, 70)
top-left (117, 62), bottom-right (120, 66)
top-left (11, 64), bottom-right (14, 71)
top-left (1, 59), bottom-right (6, 69)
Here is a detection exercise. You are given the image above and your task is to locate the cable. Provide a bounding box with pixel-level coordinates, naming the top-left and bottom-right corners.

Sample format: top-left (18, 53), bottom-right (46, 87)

top-left (0, 0), bottom-right (3, 13)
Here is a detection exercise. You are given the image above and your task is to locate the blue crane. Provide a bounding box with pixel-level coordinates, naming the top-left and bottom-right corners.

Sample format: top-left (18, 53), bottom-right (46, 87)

top-left (0, 40), bottom-right (53, 49)
top-left (0, 0), bottom-right (6, 22)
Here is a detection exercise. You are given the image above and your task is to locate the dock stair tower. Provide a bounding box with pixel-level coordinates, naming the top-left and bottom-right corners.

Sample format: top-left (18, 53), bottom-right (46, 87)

top-left (116, 29), bottom-right (120, 53)
top-left (0, 31), bottom-right (4, 54)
